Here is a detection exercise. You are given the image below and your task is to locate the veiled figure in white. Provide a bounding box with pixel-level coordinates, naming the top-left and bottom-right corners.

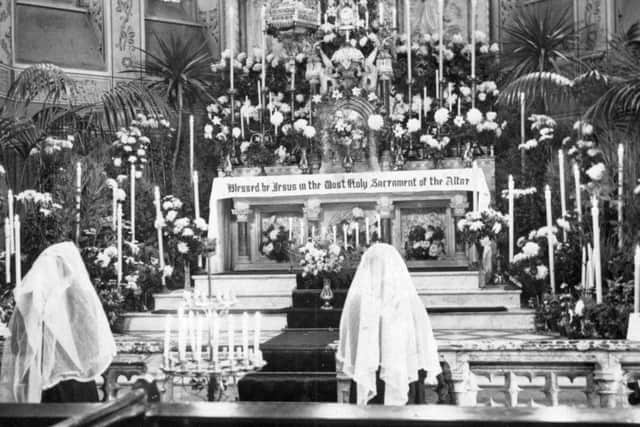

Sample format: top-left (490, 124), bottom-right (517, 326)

top-left (336, 243), bottom-right (441, 405)
top-left (0, 242), bottom-right (116, 402)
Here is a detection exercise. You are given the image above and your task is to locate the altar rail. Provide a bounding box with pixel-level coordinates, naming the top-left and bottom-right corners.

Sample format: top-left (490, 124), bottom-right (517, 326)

top-left (2, 402), bottom-right (640, 427)
top-left (336, 340), bottom-right (640, 408)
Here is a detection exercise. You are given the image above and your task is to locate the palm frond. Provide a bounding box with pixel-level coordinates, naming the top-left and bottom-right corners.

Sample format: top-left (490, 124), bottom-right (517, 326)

top-left (7, 63), bottom-right (76, 108)
top-left (0, 117), bottom-right (45, 158)
top-left (586, 78), bottom-right (640, 127)
top-left (497, 72), bottom-right (574, 107)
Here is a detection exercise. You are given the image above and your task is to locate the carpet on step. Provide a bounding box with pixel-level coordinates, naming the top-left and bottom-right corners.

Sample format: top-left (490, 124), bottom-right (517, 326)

top-left (260, 330), bottom-right (339, 372)
top-left (238, 372), bottom-right (337, 402)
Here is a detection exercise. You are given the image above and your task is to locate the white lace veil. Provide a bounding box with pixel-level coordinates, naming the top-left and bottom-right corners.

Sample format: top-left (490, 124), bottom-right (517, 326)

top-left (336, 243), bottom-right (441, 405)
top-left (0, 242), bottom-right (116, 402)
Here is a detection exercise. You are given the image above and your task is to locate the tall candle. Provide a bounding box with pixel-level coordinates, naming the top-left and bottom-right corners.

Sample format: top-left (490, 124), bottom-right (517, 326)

top-left (573, 162), bottom-right (582, 221)
top-left (508, 175), bottom-right (515, 262)
top-left (288, 218), bottom-right (293, 240)
top-left (519, 93), bottom-right (525, 147)
top-left (365, 10), bottom-right (369, 28)
top-left (343, 224), bottom-right (348, 250)
top-left (438, 0), bottom-right (444, 81)
top-left (7, 189), bottom-right (13, 254)
top-left (405, 0), bottom-right (411, 95)
top-left (365, 217), bottom-right (370, 245)
top-left (116, 204), bottom-right (123, 284)
top-left (76, 162), bottom-right (81, 242)
top-left (14, 215), bottom-right (20, 288)
top-left (423, 86), bottom-right (428, 115)
top-left (257, 81), bottom-right (263, 109)
top-left (111, 184), bottom-right (118, 230)
top-left (355, 222), bottom-right (360, 247)
top-left (164, 315), bottom-right (171, 367)
top-left (193, 171), bottom-right (200, 219)
top-left (253, 312), bottom-right (262, 365)
top-left (376, 214), bottom-right (381, 239)
top-left (228, 314), bottom-right (235, 361)
top-left (558, 150), bottom-right (567, 241)
top-left (544, 185), bottom-right (555, 295)
top-left (587, 244), bottom-right (594, 291)
top-left (311, 225), bottom-right (316, 239)
top-left (435, 70), bottom-right (440, 101)
top-left (154, 186), bottom-right (165, 286)
top-left (470, 0), bottom-right (477, 80)
top-left (379, 2), bottom-right (384, 26)
top-left (457, 97), bottom-right (461, 117)
top-left (290, 64), bottom-right (295, 91)
top-left (4, 218), bottom-right (9, 284)
top-left (261, 5), bottom-right (266, 89)
top-left (591, 195), bottom-right (602, 303)
top-left (472, 161), bottom-right (479, 211)
top-left (229, 43), bottom-right (234, 91)
top-left (635, 245), bottom-right (640, 313)
top-left (300, 218), bottom-right (305, 244)
top-left (189, 115), bottom-right (195, 177)
top-left (242, 312), bottom-right (250, 364)
top-left (332, 225), bottom-right (337, 243)
top-left (618, 143), bottom-right (624, 250)
top-left (392, 7), bottom-right (397, 29)
top-left (581, 245), bottom-right (586, 289)
top-left (212, 311), bottom-right (219, 364)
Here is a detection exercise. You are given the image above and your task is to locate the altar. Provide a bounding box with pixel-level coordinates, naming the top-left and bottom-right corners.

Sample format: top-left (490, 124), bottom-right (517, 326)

top-left (207, 165), bottom-right (492, 273)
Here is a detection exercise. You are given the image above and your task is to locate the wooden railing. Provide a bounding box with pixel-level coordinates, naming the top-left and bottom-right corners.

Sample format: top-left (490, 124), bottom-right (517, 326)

top-left (337, 340), bottom-right (640, 408)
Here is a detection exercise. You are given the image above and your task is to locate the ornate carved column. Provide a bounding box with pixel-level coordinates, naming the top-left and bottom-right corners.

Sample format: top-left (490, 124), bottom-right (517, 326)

top-left (232, 201), bottom-right (252, 258)
top-left (450, 195), bottom-right (469, 257)
top-left (594, 358), bottom-right (625, 408)
top-left (449, 360), bottom-right (478, 406)
top-left (303, 199), bottom-right (322, 241)
top-left (376, 197), bottom-right (394, 245)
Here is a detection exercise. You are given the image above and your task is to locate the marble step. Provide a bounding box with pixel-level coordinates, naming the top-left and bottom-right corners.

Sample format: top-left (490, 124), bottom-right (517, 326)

top-left (192, 269), bottom-right (482, 297)
top-left (119, 308), bottom-right (534, 333)
top-left (155, 286), bottom-right (519, 312)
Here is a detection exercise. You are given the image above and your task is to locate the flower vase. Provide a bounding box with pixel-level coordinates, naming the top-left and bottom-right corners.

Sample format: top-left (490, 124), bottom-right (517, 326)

top-left (342, 151), bottom-right (354, 173)
top-left (393, 149), bottom-right (405, 170)
top-left (224, 154), bottom-right (233, 176)
top-left (299, 148), bottom-right (309, 174)
top-left (184, 263), bottom-right (191, 289)
top-left (320, 277), bottom-right (334, 310)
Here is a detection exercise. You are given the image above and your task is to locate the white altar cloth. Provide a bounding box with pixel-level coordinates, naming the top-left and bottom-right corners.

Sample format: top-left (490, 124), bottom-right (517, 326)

top-left (207, 168), bottom-right (491, 272)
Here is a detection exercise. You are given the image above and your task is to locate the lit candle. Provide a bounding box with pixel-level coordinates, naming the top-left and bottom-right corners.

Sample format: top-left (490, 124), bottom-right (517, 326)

top-left (392, 7), bottom-right (397, 29)
top-left (178, 306), bottom-right (186, 362)
top-left (635, 245), bottom-right (640, 313)
top-left (618, 143), bottom-right (624, 250)
top-left (116, 204), bottom-right (123, 284)
top-left (379, 2), bottom-right (384, 26)
top-left (581, 245), bottom-right (586, 289)
top-left (332, 225), bottom-right (337, 243)
top-left (457, 97), bottom-right (461, 117)
top-left (355, 222), bottom-right (360, 247)
top-left (508, 175), bottom-right (514, 262)
top-left (14, 215), bottom-right (20, 288)
top-left (472, 161), bottom-right (479, 211)
top-left (76, 162), bottom-right (82, 241)
top-left (242, 312), bottom-right (250, 365)
top-left (435, 70), bottom-right (440, 101)
top-left (470, 0), bottom-right (477, 80)
top-left (544, 185), bottom-right (555, 295)
top-left (154, 186), bottom-right (165, 287)
top-left (261, 5), bottom-right (266, 89)
top-left (229, 43), bottom-right (234, 91)
top-left (290, 63), bottom-right (295, 91)
top-left (4, 218), bottom-right (9, 284)
top-left (573, 162), bottom-right (582, 221)
top-left (365, 10), bottom-right (369, 28)
top-left (423, 86), bottom-right (428, 116)
top-left (418, 95), bottom-right (423, 124)
top-left (130, 163), bottom-right (136, 244)
top-left (257, 81), bottom-right (263, 109)
top-left (405, 0), bottom-right (411, 96)
top-left (111, 183), bottom-right (118, 230)
top-left (519, 93), bottom-right (525, 148)
top-left (343, 224), bottom-right (348, 250)
top-left (587, 244), bottom-right (594, 291)
top-left (558, 150), bottom-right (567, 241)
top-left (591, 195), bottom-right (602, 303)
top-left (189, 115), bottom-right (195, 177)
top-left (193, 171), bottom-right (200, 219)
top-left (164, 315), bottom-right (171, 367)
top-left (228, 314), bottom-right (235, 362)
top-left (212, 311), bottom-right (219, 364)
top-left (300, 218), bottom-right (305, 244)
top-left (253, 312), bottom-right (262, 365)
top-left (288, 218), bottom-right (293, 240)
top-left (365, 217), bottom-right (370, 245)
top-left (7, 189), bottom-right (13, 254)
top-left (438, 0), bottom-right (444, 82)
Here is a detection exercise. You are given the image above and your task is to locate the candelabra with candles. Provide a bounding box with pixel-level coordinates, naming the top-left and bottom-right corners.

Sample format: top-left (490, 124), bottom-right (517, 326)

top-left (161, 290), bottom-right (265, 401)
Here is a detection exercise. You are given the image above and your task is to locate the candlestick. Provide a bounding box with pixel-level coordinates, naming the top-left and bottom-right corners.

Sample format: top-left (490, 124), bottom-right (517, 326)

top-left (438, 0), bottom-right (444, 83)
top-left (116, 204), bottom-right (123, 284)
top-left (635, 245), bottom-right (640, 313)
top-left (392, 7), bottom-right (397, 29)
top-left (343, 224), bottom-right (348, 250)
top-left (457, 97), bottom-right (461, 117)
top-left (154, 186), bottom-right (166, 288)
top-left (365, 10), bottom-right (369, 28)
top-left (508, 175), bottom-right (515, 262)
top-left (189, 115), bottom-right (195, 178)
top-left (261, 5), bottom-right (266, 89)
top-left (257, 81), bottom-right (263, 109)
top-left (229, 43), bottom-right (234, 91)
top-left (228, 314), bottom-right (235, 362)
top-left (558, 150), bottom-right (567, 241)
top-left (573, 162), bottom-right (582, 221)
top-left (435, 70), bottom-right (440, 101)
top-left (130, 163), bottom-right (136, 244)
top-left (470, 0), bottom-right (477, 80)
top-left (355, 222), bottom-right (360, 248)
top-left (379, 2), bottom-right (384, 26)
top-left (242, 312), bottom-right (250, 365)
top-left (587, 244), bottom-right (594, 291)
top-left (111, 184), bottom-right (118, 230)
top-left (164, 315), bottom-right (171, 367)
top-left (288, 218), bottom-right (293, 241)
top-left (299, 218), bottom-right (305, 244)
top-left (4, 218), bottom-right (9, 284)
top-left (7, 189), bottom-right (13, 254)
top-left (290, 64), bottom-right (295, 91)
top-left (14, 215), bottom-right (20, 288)
top-left (193, 171), bottom-right (200, 219)
top-left (253, 312), bottom-right (262, 365)
top-left (618, 143), bottom-right (624, 250)
top-left (581, 245), bottom-right (586, 289)
top-left (544, 186), bottom-right (555, 295)
top-left (365, 217), bottom-right (370, 245)
top-left (405, 0), bottom-right (411, 98)
top-left (332, 225), bottom-right (337, 243)
top-left (472, 161), bottom-right (479, 211)
top-left (519, 92), bottom-right (525, 146)
top-left (591, 195), bottom-right (602, 303)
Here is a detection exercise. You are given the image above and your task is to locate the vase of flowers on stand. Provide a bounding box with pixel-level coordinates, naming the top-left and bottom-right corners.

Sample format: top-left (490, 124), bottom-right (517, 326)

top-left (320, 277), bottom-right (334, 310)
top-left (342, 150), bottom-right (354, 173)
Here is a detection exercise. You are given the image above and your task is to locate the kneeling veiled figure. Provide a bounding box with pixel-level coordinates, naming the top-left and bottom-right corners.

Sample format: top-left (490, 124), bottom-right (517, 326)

top-left (336, 243), bottom-right (441, 405)
top-left (0, 242), bottom-right (116, 402)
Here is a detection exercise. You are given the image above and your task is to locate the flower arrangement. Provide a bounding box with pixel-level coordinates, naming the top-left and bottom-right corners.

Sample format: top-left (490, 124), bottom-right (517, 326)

top-left (457, 208), bottom-right (509, 244)
top-left (111, 126), bottom-right (150, 176)
top-left (29, 135), bottom-right (74, 157)
top-left (298, 241), bottom-right (344, 278)
top-left (562, 120), bottom-right (611, 197)
top-left (519, 114), bottom-right (556, 151)
top-left (259, 217), bottom-right (291, 262)
top-left (509, 226), bottom-right (559, 300)
top-left (331, 109), bottom-right (366, 152)
top-left (405, 224), bottom-right (445, 260)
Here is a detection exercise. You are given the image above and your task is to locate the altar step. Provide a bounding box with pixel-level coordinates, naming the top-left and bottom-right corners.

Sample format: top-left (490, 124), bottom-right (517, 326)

top-left (117, 307), bottom-right (533, 333)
